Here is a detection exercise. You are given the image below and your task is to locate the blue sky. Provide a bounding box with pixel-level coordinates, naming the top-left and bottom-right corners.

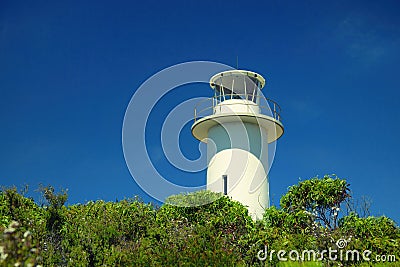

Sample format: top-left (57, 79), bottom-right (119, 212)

top-left (1, 1), bottom-right (399, 222)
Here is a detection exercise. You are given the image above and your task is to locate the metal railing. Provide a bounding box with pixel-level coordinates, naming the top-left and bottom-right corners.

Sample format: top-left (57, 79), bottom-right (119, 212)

top-left (194, 93), bottom-right (282, 122)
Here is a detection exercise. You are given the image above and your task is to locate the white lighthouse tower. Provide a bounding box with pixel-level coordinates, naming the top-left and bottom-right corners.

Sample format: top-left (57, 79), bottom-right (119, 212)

top-left (191, 70), bottom-right (284, 219)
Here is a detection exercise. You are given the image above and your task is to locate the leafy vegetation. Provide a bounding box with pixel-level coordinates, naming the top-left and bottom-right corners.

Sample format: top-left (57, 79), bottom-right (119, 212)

top-left (0, 175), bottom-right (399, 266)
top-left (280, 175), bottom-right (351, 230)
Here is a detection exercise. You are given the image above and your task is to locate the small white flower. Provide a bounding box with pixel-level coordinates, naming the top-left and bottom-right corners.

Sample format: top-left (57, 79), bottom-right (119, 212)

top-left (4, 228), bottom-right (15, 234)
top-left (4, 221), bottom-right (19, 234)
top-left (23, 231), bottom-right (31, 238)
top-left (1, 253), bottom-right (8, 261)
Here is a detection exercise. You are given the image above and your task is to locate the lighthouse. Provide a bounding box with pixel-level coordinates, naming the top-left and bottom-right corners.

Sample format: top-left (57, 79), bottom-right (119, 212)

top-left (191, 70), bottom-right (284, 219)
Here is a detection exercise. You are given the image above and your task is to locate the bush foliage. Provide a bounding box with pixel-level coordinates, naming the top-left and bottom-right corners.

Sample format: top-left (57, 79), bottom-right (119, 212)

top-left (0, 176), bottom-right (399, 266)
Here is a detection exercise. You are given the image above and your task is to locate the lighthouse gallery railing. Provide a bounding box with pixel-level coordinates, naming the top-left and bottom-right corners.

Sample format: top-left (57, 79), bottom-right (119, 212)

top-left (194, 94), bottom-right (282, 123)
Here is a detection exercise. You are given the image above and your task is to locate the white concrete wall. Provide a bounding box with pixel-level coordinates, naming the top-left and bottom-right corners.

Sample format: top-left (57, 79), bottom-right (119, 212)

top-left (206, 119), bottom-right (269, 220)
top-left (214, 99), bottom-right (260, 115)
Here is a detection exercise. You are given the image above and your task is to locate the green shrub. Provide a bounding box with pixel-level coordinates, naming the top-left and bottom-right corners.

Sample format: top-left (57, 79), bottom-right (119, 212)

top-left (0, 220), bottom-right (41, 266)
top-left (0, 181), bottom-right (398, 266)
top-left (280, 175), bottom-right (350, 230)
top-left (338, 213), bottom-right (400, 264)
